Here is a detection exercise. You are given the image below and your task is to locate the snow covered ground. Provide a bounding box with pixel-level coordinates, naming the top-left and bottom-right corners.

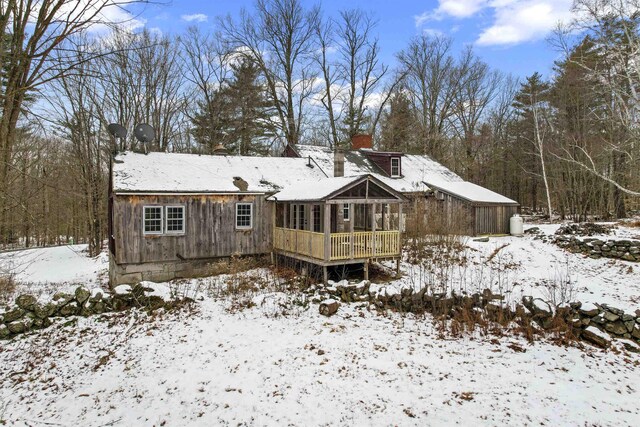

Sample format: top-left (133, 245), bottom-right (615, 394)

top-left (0, 245), bottom-right (108, 301)
top-left (1, 298), bottom-right (638, 426)
top-left (1, 226), bottom-right (639, 426)
top-left (391, 223), bottom-right (640, 313)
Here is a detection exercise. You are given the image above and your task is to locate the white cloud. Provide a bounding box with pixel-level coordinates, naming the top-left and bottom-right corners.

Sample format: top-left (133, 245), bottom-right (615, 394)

top-left (415, 0), bottom-right (574, 46)
top-left (415, 0), bottom-right (488, 26)
top-left (477, 1), bottom-right (573, 45)
top-left (422, 28), bottom-right (445, 37)
top-left (181, 13), bottom-right (208, 23)
top-left (438, 0), bottom-right (489, 18)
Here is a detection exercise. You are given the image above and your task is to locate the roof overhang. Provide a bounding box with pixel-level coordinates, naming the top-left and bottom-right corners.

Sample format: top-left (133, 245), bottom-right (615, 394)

top-left (268, 174), bottom-right (408, 203)
top-left (425, 182), bottom-right (519, 206)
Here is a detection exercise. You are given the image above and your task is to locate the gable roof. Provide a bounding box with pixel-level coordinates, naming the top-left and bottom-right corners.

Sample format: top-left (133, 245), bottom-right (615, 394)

top-left (293, 145), bottom-right (435, 193)
top-left (268, 174), bottom-right (406, 202)
top-left (112, 151), bottom-right (326, 194)
top-left (292, 144), bottom-right (518, 205)
top-left (113, 148), bottom-right (518, 205)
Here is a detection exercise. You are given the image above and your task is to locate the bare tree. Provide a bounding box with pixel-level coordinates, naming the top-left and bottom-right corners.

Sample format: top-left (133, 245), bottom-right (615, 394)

top-left (337, 10), bottom-right (387, 141)
top-left (553, 0), bottom-right (640, 197)
top-left (49, 48), bottom-right (107, 256)
top-left (0, 0), bottom-right (150, 242)
top-left (450, 48), bottom-right (503, 179)
top-left (96, 28), bottom-right (187, 152)
top-left (315, 16), bottom-right (341, 147)
top-left (220, 0), bottom-right (320, 148)
top-left (179, 26), bottom-right (234, 151)
top-left (396, 35), bottom-right (459, 159)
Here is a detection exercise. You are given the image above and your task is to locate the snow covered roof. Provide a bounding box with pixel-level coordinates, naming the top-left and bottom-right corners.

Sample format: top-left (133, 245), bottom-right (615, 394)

top-left (112, 151), bottom-right (327, 193)
top-left (293, 145), bottom-right (517, 204)
top-left (400, 154), bottom-right (463, 184)
top-left (426, 180), bottom-right (519, 205)
top-left (293, 145), bottom-right (434, 193)
top-left (294, 145), bottom-right (376, 176)
top-left (113, 149), bottom-right (518, 205)
top-left (268, 174), bottom-right (404, 202)
top-left (268, 176), bottom-right (363, 201)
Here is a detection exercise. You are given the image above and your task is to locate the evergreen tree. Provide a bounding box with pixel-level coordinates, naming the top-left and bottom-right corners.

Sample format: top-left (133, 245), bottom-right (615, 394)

top-left (512, 72), bottom-right (553, 215)
top-left (223, 58), bottom-right (277, 155)
top-left (191, 57), bottom-right (276, 155)
top-left (378, 89), bottom-right (417, 153)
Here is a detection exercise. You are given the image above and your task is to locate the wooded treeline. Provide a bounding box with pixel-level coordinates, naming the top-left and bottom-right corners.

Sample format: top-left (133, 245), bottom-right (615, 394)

top-left (0, 0), bottom-right (639, 255)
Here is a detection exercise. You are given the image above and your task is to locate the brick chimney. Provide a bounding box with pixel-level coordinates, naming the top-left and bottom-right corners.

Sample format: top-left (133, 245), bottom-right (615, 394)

top-left (351, 134), bottom-right (373, 150)
top-left (334, 148), bottom-right (344, 177)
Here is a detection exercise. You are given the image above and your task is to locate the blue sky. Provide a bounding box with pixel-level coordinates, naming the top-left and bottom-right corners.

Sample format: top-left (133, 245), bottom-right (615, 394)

top-left (135, 0), bottom-right (575, 79)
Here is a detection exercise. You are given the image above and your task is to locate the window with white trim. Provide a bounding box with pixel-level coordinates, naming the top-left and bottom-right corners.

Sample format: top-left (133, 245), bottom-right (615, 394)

top-left (143, 206), bottom-right (163, 235)
top-left (165, 206), bottom-right (185, 234)
top-left (390, 157), bottom-right (400, 177)
top-left (343, 203), bottom-right (350, 221)
top-left (236, 203), bottom-right (253, 229)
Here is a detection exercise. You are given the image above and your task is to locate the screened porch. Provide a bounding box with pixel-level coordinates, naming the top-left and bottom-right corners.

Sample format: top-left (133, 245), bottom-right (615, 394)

top-left (269, 175), bottom-right (405, 278)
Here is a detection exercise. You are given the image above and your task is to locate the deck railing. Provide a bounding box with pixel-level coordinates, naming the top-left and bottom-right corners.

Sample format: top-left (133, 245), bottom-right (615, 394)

top-left (273, 227), bottom-right (400, 261)
top-left (273, 228), bottom-right (325, 259)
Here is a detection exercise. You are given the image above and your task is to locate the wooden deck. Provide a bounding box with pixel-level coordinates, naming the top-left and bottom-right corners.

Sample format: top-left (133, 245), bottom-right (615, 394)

top-left (273, 227), bottom-right (400, 264)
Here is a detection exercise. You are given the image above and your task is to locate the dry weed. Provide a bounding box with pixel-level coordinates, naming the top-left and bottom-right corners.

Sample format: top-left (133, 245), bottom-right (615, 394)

top-left (0, 273), bottom-right (16, 305)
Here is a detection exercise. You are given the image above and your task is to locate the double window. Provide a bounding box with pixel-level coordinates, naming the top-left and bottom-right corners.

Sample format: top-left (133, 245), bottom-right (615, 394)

top-left (143, 206), bottom-right (185, 235)
top-left (236, 203), bottom-right (253, 229)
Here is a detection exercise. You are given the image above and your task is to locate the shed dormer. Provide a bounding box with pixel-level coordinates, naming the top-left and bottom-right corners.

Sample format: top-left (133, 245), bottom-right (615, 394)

top-left (349, 134), bottom-right (402, 178)
top-left (359, 149), bottom-right (403, 178)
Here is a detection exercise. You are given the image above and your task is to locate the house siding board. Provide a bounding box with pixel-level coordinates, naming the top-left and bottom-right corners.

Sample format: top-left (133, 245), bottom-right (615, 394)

top-left (405, 192), bottom-right (517, 236)
top-left (473, 205), bottom-right (519, 236)
top-left (113, 194), bottom-right (272, 265)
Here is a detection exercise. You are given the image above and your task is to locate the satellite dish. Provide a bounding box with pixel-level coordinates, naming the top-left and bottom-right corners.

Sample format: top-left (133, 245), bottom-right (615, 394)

top-left (107, 123), bottom-right (127, 139)
top-left (134, 123), bottom-right (155, 143)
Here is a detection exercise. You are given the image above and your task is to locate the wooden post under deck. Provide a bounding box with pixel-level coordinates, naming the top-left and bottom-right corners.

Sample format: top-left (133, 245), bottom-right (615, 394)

top-left (371, 203), bottom-right (376, 257)
top-left (349, 203), bottom-right (354, 258)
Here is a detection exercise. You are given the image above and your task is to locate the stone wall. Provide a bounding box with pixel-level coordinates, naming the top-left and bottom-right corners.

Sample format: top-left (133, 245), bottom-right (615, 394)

top-left (0, 284), bottom-right (188, 340)
top-left (554, 236), bottom-right (640, 261)
top-left (314, 280), bottom-right (640, 351)
top-left (521, 297), bottom-right (640, 349)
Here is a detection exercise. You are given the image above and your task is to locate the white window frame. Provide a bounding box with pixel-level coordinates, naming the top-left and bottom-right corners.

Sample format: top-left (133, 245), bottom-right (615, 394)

top-left (236, 203), bottom-right (253, 230)
top-left (143, 206), bottom-right (163, 235)
top-left (343, 203), bottom-right (350, 221)
top-left (390, 157), bottom-right (401, 177)
top-left (165, 205), bottom-right (186, 235)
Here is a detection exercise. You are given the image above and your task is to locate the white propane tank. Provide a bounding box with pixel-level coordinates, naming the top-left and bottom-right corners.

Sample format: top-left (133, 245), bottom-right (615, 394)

top-left (510, 214), bottom-right (524, 236)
